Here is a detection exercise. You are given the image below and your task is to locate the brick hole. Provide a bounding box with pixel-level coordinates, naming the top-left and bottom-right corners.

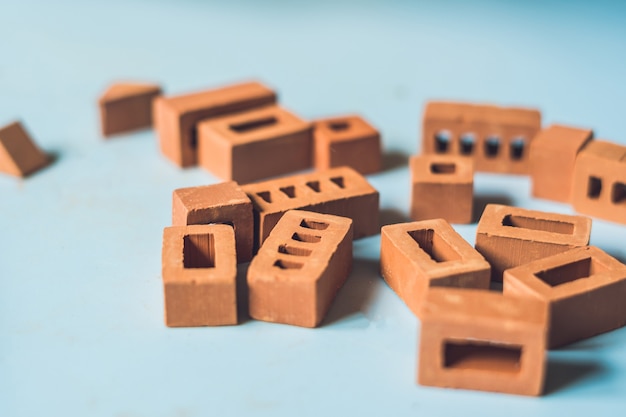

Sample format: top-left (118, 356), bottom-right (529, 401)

top-left (330, 176), bottom-right (345, 189)
top-left (278, 244), bottom-right (312, 257)
top-left (434, 130), bottom-right (451, 153)
top-left (484, 136), bottom-right (500, 158)
top-left (459, 133), bottom-right (475, 155)
top-left (587, 176), bottom-right (602, 199)
top-left (306, 181), bottom-right (321, 192)
top-left (407, 229), bottom-right (462, 262)
top-left (273, 259), bottom-right (304, 270)
top-left (611, 182), bottom-right (626, 204)
top-left (183, 233), bottom-right (215, 268)
top-left (535, 257), bottom-right (609, 287)
top-left (444, 340), bottom-right (522, 374)
top-left (510, 137), bottom-right (526, 160)
top-left (291, 232), bottom-right (322, 243)
top-left (328, 121), bottom-right (350, 132)
top-left (229, 116), bottom-right (277, 133)
top-left (300, 219), bottom-right (329, 230)
top-left (189, 126), bottom-right (198, 149)
top-left (256, 191), bottom-right (272, 203)
top-left (502, 214), bottom-right (574, 235)
top-left (430, 163), bottom-right (456, 174)
top-left (279, 186), bottom-right (296, 198)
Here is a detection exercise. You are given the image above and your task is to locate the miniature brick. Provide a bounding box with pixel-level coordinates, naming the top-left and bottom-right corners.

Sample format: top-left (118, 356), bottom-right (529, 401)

top-left (241, 166), bottom-right (379, 249)
top-left (0, 121), bottom-right (49, 177)
top-left (162, 224), bottom-right (237, 327)
top-left (98, 82), bottom-right (162, 137)
top-left (380, 219), bottom-right (490, 317)
top-left (197, 106), bottom-right (313, 183)
top-left (247, 210), bottom-right (353, 327)
top-left (504, 246), bottom-right (626, 348)
top-left (172, 181), bottom-right (254, 263)
top-left (409, 155), bottom-right (474, 224)
top-left (571, 140), bottom-right (626, 224)
top-left (529, 124), bottom-right (593, 203)
top-left (422, 101), bottom-right (541, 175)
top-left (418, 288), bottom-right (547, 396)
top-left (313, 114), bottom-right (381, 175)
top-left (153, 80), bottom-right (277, 168)
top-left (475, 204), bottom-right (592, 282)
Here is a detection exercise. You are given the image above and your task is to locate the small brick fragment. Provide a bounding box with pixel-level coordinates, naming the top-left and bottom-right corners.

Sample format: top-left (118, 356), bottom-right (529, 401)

top-left (98, 82), bottom-right (162, 137)
top-left (0, 121), bottom-right (50, 177)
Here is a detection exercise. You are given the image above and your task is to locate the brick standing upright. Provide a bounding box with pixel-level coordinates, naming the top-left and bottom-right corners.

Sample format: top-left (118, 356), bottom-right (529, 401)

top-left (98, 82), bottom-right (162, 137)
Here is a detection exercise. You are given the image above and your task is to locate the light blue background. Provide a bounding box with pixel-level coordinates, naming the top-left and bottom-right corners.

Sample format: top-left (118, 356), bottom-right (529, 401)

top-left (1, 1), bottom-right (626, 415)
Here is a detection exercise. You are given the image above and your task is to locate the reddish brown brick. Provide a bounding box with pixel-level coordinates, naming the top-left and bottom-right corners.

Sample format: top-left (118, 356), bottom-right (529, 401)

top-left (0, 121), bottom-right (49, 177)
top-left (98, 82), bottom-right (162, 137)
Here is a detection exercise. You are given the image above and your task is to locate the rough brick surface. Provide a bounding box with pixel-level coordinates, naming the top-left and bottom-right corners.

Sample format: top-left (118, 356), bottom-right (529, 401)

top-left (98, 82), bottom-right (162, 137)
top-left (0, 121), bottom-right (49, 177)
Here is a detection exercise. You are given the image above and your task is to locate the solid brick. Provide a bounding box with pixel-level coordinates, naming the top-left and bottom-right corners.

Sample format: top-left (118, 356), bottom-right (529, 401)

top-left (504, 246), bottom-right (626, 348)
top-left (418, 288), bottom-right (547, 396)
top-left (242, 166), bottom-right (379, 249)
top-left (421, 101), bottom-right (541, 175)
top-left (98, 82), bottom-right (162, 137)
top-left (380, 219), bottom-right (490, 317)
top-left (197, 105), bottom-right (312, 183)
top-left (409, 155), bottom-right (474, 224)
top-left (247, 210), bottom-right (353, 327)
top-left (313, 114), bottom-right (381, 175)
top-left (172, 181), bottom-right (253, 263)
top-left (571, 140), bottom-right (626, 224)
top-left (162, 224), bottom-right (237, 327)
top-left (153, 80), bottom-right (277, 167)
top-left (0, 121), bottom-right (49, 177)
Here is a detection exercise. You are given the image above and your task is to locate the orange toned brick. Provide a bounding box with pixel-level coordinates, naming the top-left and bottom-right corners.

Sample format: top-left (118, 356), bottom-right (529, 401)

top-left (504, 246), bottom-right (626, 348)
top-left (421, 101), bottom-right (541, 175)
top-left (380, 219), bottom-right (490, 317)
top-left (153, 81), bottom-right (277, 167)
top-left (162, 224), bottom-right (237, 327)
top-left (172, 181), bottom-right (253, 263)
top-left (475, 204), bottom-right (591, 282)
top-left (0, 121), bottom-right (50, 177)
top-left (247, 210), bottom-right (353, 327)
top-left (242, 166), bottom-right (379, 249)
top-left (418, 288), bottom-right (548, 396)
top-left (410, 155), bottom-right (474, 224)
top-left (313, 114), bottom-right (381, 175)
top-left (98, 82), bottom-right (162, 137)
top-left (197, 106), bottom-right (312, 183)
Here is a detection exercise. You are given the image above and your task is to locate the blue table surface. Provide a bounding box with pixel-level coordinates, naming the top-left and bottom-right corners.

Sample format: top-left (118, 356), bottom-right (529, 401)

top-left (2, 1), bottom-right (626, 415)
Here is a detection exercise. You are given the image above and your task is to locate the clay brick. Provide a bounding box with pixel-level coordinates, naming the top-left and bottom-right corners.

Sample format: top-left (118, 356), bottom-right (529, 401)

top-left (422, 101), bottom-right (541, 175)
top-left (98, 82), bottom-right (162, 137)
top-left (241, 166), bottom-right (379, 248)
top-left (162, 224), bottom-right (237, 327)
top-left (313, 114), bottom-right (381, 175)
top-left (153, 81), bottom-right (277, 167)
top-left (504, 246), bottom-right (626, 348)
top-left (247, 210), bottom-right (353, 327)
top-left (409, 155), bottom-right (473, 224)
top-left (571, 140), bottom-right (626, 224)
top-left (172, 181), bottom-right (253, 263)
top-left (418, 288), bottom-right (547, 396)
top-left (197, 106), bottom-right (312, 183)
top-left (380, 219), bottom-right (490, 317)
top-left (0, 121), bottom-right (49, 177)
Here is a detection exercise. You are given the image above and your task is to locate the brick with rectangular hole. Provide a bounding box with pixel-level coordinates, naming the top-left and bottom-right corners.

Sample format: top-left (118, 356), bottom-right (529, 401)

top-left (313, 114), bottom-right (381, 175)
top-left (475, 204), bottom-right (592, 282)
top-left (98, 82), bottom-right (162, 137)
top-left (418, 288), bottom-right (547, 396)
top-left (410, 155), bottom-right (474, 224)
top-left (503, 246), bottom-right (626, 348)
top-left (422, 101), bottom-right (541, 175)
top-left (0, 121), bottom-right (50, 177)
top-left (529, 124), bottom-right (593, 203)
top-left (247, 210), bottom-right (353, 327)
top-left (197, 106), bottom-right (313, 183)
top-left (153, 81), bottom-right (277, 168)
top-left (571, 140), bottom-right (626, 224)
top-left (162, 224), bottom-right (237, 327)
top-left (380, 219), bottom-right (490, 317)
top-left (241, 166), bottom-right (379, 248)
top-left (172, 181), bottom-right (253, 263)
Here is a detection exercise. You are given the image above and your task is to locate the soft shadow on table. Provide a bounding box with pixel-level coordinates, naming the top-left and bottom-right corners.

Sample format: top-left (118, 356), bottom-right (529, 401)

top-left (236, 262), bottom-right (252, 324)
top-left (379, 208), bottom-right (412, 228)
top-left (544, 358), bottom-right (605, 395)
top-left (472, 194), bottom-right (513, 223)
top-left (381, 149), bottom-right (410, 172)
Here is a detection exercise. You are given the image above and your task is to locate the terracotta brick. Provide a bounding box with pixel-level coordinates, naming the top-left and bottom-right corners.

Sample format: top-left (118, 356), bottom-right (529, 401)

top-left (197, 106), bottom-right (312, 183)
top-left (313, 114), bottom-right (381, 175)
top-left (0, 121), bottom-right (49, 177)
top-left (571, 140), bottom-right (626, 224)
top-left (153, 81), bottom-right (277, 167)
top-left (242, 166), bottom-right (379, 249)
top-left (380, 219), bottom-right (490, 317)
top-left (409, 155), bottom-right (473, 224)
top-left (421, 101), bottom-right (541, 175)
top-left (504, 246), bottom-right (626, 348)
top-left (98, 82), bottom-right (162, 137)
top-left (247, 210), bottom-right (353, 327)
top-left (172, 181), bottom-right (253, 263)
top-left (475, 204), bottom-right (591, 282)
top-left (162, 224), bottom-right (237, 327)
top-left (418, 288), bottom-right (547, 396)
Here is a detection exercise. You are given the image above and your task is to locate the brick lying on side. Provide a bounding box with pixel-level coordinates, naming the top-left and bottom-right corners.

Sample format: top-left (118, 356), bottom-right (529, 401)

top-left (247, 210), bottom-right (353, 328)
top-left (0, 121), bottom-right (50, 178)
